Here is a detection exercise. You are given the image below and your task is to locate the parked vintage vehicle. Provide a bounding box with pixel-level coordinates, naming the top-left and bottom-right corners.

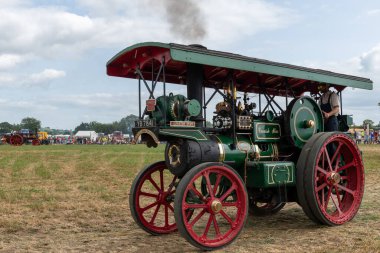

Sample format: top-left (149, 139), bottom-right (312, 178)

top-left (3, 129), bottom-right (46, 146)
top-left (107, 42), bottom-right (373, 250)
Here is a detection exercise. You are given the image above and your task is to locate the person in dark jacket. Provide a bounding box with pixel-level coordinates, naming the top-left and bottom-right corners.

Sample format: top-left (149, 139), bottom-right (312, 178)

top-left (318, 83), bottom-right (340, 132)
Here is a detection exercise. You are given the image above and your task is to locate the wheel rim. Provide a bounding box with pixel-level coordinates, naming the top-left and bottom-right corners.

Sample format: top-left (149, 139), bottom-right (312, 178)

top-left (133, 162), bottom-right (177, 234)
top-left (313, 134), bottom-right (364, 224)
top-left (180, 165), bottom-right (247, 248)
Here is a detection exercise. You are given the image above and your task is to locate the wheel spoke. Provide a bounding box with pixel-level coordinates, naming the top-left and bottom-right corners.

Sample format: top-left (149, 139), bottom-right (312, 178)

top-left (213, 174), bottom-right (223, 196)
top-left (337, 184), bottom-right (355, 196)
top-left (336, 161), bottom-right (355, 173)
top-left (165, 205), bottom-right (169, 226)
top-left (160, 169), bottom-right (164, 191)
top-left (330, 142), bottom-right (343, 170)
top-left (148, 176), bottom-right (161, 193)
top-left (185, 203), bottom-right (208, 209)
top-left (220, 184), bottom-right (236, 202)
top-left (220, 210), bottom-right (233, 226)
top-left (324, 149), bottom-right (333, 172)
top-left (139, 191), bottom-right (158, 198)
top-left (212, 214), bottom-right (221, 237)
top-left (189, 209), bottom-right (207, 227)
top-left (202, 214), bottom-right (213, 238)
top-left (334, 186), bottom-right (343, 210)
top-left (166, 175), bottom-right (178, 193)
top-left (204, 172), bottom-right (214, 198)
top-left (321, 186), bottom-right (325, 208)
top-left (330, 193), bottom-right (343, 215)
top-left (324, 186), bottom-right (332, 210)
top-left (189, 184), bottom-right (204, 201)
top-left (222, 202), bottom-right (238, 207)
top-left (167, 203), bottom-right (175, 213)
top-left (316, 182), bottom-right (328, 192)
top-left (316, 166), bottom-right (328, 175)
top-left (149, 203), bottom-right (161, 224)
top-left (141, 201), bottom-right (159, 212)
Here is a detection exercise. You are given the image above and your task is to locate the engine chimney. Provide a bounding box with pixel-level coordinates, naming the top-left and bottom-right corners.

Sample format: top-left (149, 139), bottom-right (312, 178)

top-left (186, 62), bottom-right (204, 127)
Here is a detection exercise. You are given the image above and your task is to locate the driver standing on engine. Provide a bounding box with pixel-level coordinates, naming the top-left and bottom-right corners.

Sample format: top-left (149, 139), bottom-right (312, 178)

top-left (318, 83), bottom-right (340, 132)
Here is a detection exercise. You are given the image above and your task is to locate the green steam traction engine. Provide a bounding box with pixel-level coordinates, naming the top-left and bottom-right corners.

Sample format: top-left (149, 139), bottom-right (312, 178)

top-left (107, 43), bottom-right (373, 250)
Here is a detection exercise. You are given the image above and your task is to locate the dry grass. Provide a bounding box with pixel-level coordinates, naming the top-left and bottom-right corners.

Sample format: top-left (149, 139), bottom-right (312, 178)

top-left (0, 144), bottom-right (379, 252)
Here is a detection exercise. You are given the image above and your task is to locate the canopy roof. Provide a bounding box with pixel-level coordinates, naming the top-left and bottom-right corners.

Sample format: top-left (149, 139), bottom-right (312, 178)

top-left (107, 42), bottom-right (373, 96)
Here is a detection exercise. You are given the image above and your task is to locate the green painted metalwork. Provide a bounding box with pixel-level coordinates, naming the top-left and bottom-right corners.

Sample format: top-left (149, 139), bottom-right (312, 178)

top-left (186, 99), bottom-right (201, 117)
top-left (246, 161), bottom-right (295, 188)
top-left (159, 128), bottom-right (208, 141)
top-left (214, 134), bottom-right (278, 172)
top-left (152, 94), bottom-right (188, 124)
top-left (286, 96), bottom-right (324, 149)
top-left (252, 121), bottom-right (281, 142)
top-left (169, 45), bottom-right (372, 90)
top-left (214, 134), bottom-right (248, 170)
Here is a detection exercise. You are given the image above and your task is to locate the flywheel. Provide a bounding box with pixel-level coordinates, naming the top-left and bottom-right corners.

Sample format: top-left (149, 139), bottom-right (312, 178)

top-left (284, 96), bottom-right (323, 149)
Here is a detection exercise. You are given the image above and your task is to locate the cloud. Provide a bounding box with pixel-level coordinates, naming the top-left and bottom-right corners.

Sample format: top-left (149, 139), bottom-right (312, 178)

top-left (293, 44), bottom-right (380, 126)
top-left (359, 44), bottom-right (380, 72)
top-left (28, 69), bottom-right (66, 84)
top-left (0, 0), bottom-right (298, 59)
top-left (0, 98), bottom-right (57, 110)
top-left (367, 9), bottom-right (380, 16)
top-left (48, 92), bottom-right (139, 110)
top-left (0, 6), bottom-right (96, 57)
top-left (0, 68), bottom-right (66, 87)
top-left (0, 73), bottom-right (16, 84)
top-left (76, 0), bottom-right (132, 17)
top-left (200, 0), bottom-right (298, 46)
top-left (0, 54), bottom-right (27, 70)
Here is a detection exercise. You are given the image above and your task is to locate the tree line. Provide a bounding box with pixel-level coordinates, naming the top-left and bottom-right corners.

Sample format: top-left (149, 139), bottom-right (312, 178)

top-left (74, 114), bottom-right (139, 135)
top-left (0, 115), bottom-right (139, 135)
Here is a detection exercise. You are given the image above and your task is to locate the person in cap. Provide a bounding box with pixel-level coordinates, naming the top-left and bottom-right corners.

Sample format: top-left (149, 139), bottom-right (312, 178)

top-left (318, 83), bottom-right (340, 132)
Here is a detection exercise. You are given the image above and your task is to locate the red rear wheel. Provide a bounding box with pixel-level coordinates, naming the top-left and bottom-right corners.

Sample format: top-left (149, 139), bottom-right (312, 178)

top-left (300, 132), bottom-right (364, 225)
top-left (174, 162), bottom-right (248, 250)
top-left (10, 134), bottom-right (23, 146)
top-left (129, 161), bottom-right (178, 235)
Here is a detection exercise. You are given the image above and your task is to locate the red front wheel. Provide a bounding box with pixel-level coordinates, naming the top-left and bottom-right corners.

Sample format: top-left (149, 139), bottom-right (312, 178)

top-left (298, 132), bottom-right (365, 225)
top-left (174, 162), bottom-right (248, 250)
top-left (129, 161), bottom-right (179, 235)
top-left (10, 134), bottom-right (23, 146)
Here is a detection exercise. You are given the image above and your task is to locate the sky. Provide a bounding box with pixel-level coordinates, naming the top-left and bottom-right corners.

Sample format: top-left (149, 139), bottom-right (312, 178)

top-left (0, 0), bottom-right (379, 129)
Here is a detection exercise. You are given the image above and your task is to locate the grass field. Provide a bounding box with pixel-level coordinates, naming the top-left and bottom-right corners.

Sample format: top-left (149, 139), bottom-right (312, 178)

top-left (0, 144), bottom-right (379, 252)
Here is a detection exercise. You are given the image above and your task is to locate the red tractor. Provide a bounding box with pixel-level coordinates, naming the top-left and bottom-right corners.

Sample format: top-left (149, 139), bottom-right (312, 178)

top-left (3, 129), bottom-right (41, 146)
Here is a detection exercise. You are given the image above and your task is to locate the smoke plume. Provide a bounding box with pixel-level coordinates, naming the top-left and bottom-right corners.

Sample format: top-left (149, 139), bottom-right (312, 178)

top-left (162, 0), bottom-right (206, 41)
